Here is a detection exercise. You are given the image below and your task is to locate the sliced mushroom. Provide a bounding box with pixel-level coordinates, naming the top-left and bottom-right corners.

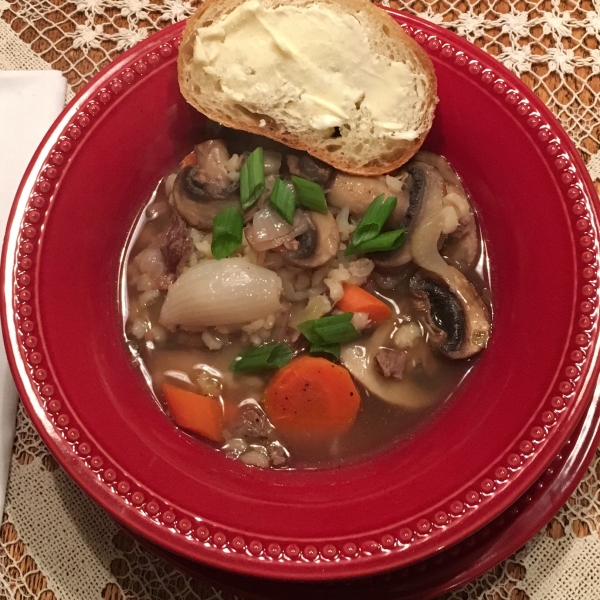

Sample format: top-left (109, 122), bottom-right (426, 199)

top-left (442, 215), bottom-right (480, 271)
top-left (409, 266), bottom-right (490, 359)
top-left (378, 163), bottom-right (464, 292)
top-left (172, 165), bottom-right (240, 230)
top-left (373, 163), bottom-right (431, 269)
top-left (414, 150), bottom-right (466, 196)
top-left (282, 210), bottom-right (339, 268)
top-left (402, 164), bottom-right (426, 224)
top-left (327, 173), bottom-right (409, 229)
top-left (287, 155), bottom-right (332, 185)
top-left (340, 323), bottom-right (434, 410)
top-left (413, 152), bottom-right (480, 271)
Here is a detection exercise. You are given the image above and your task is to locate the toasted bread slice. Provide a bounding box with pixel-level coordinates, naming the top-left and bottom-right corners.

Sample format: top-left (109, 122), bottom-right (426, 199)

top-left (178, 0), bottom-right (438, 175)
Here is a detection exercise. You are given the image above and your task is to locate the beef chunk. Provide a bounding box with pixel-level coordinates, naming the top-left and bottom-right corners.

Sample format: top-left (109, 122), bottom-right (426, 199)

top-left (230, 405), bottom-right (272, 441)
top-left (161, 215), bottom-right (192, 275)
top-left (375, 349), bottom-right (408, 380)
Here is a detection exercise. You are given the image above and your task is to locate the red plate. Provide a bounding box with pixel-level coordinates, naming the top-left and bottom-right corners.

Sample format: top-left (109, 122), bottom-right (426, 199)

top-left (2, 10), bottom-right (600, 580)
top-left (129, 382), bottom-right (600, 599)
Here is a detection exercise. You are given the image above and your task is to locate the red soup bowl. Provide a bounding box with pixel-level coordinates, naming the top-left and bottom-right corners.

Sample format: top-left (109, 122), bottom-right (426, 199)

top-left (2, 10), bottom-right (600, 581)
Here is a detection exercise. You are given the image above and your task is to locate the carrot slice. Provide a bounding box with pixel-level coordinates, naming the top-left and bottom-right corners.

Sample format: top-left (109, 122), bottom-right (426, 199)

top-left (180, 151), bottom-right (197, 169)
top-left (162, 383), bottom-right (224, 442)
top-left (263, 356), bottom-right (360, 437)
top-left (337, 283), bottom-right (392, 324)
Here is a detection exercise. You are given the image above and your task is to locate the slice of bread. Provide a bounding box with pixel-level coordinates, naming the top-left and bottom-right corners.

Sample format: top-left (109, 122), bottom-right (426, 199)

top-left (178, 0), bottom-right (438, 176)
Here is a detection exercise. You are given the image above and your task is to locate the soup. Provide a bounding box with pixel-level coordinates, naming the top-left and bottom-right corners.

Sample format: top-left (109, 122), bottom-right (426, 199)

top-left (122, 127), bottom-right (491, 469)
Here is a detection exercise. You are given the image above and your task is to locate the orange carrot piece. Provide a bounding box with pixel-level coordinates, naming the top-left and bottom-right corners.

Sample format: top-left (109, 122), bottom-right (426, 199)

top-left (162, 383), bottom-right (224, 442)
top-left (337, 284), bottom-right (392, 324)
top-left (180, 151), bottom-right (197, 169)
top-left (263, 356), bottom-right (360, 437)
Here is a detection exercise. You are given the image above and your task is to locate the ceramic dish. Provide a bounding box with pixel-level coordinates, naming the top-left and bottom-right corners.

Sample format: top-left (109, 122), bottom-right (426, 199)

top-left (130, 381), bottom-right (600, 599)
top-left (2, 9), bottom-right (600, 580)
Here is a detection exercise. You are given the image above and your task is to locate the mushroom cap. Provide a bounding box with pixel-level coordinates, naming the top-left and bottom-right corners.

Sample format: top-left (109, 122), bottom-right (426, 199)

top-left (410, 276), bottom-right (465, 354)
top-left (172, 165), bottom-right (241, 231)
top-left (442, 215), bottom-right (480, 272)
top-left (287, 155), bottom-right (332, 186)
top-left (373, 162), bottom-right (431, 269)
top-left (409, 267), bottom-right (490, 359)
top-left (403, 164), bottom-right (426, 223)
top-left (327, 173), bottom-right (408, 230)
top-left (282, 210), bottom-right (340, 268)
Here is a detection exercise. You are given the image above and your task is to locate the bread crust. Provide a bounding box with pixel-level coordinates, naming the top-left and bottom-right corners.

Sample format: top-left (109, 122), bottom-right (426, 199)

top-left (177, 0), bottom-right (438, 176)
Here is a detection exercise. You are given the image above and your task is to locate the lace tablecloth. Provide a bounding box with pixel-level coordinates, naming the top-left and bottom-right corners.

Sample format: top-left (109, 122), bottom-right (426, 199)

top-left (1, 1), bottom-right (600, 599)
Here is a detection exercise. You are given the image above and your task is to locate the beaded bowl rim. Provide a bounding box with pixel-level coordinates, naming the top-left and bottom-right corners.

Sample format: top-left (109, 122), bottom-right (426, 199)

top-left (126, 387), bottom-right (600, 598)
top-left (2, 9), bottom-right (600, 580)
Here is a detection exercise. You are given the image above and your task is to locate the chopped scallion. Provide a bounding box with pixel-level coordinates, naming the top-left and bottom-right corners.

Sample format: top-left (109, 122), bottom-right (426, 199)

top-left (230, 343), bottom-right (293, 372)
top-left (309, 343), bottom-right (341, 361)
top-left (350, 194), bottom-right (398, 247)
top-left (315, 318), bottom-right (359, 343)
top-left (211, 206), bottom-right (243, 259)
top-left (291, 176), bottom-right (328, 214)
top-left (269, 177), bottom-right (297, 224)
top-left (239, 147), bottom-right (265, 210)
top-left (345, 229), bottom-right (405, 256)
top-left (298, 312), bottom-right (359, 346)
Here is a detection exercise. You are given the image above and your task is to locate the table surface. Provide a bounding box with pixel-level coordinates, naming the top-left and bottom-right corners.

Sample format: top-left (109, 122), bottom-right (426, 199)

top-left (1, 1), bottom-right (600, 599)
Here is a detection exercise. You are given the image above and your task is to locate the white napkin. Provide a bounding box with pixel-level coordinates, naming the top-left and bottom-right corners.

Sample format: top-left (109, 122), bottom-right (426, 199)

top-left (0, 70), bottom-right (67, 514)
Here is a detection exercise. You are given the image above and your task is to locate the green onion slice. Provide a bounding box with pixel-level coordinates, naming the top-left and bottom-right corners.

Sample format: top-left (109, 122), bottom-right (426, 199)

top-left (291, 176), bottom-right (328, 214)
top-left (230, 343), bottom-right (293, 372)
top-left (211, 206), bottom-right (244, 259)
top-left (350, 194), bottom-right (398, 247)
top-left (239, 147), bottom-right (265, 210)
top-left (345, 229), bottom-right (405, 256)
top-left (308, 342), bottom-right (341, 361)
top-left (298, 312), bottom-right (359, 345)
top-left (269, 178), bottom-right (297, 224)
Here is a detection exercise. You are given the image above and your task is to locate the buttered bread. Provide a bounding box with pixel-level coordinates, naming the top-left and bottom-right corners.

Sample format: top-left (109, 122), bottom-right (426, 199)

top-left (178, 0), bottom-right (438, 175)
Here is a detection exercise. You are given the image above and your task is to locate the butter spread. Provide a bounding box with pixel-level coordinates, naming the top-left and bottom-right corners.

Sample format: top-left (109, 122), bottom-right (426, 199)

top-left (192, 0), bottom-right (429, 139)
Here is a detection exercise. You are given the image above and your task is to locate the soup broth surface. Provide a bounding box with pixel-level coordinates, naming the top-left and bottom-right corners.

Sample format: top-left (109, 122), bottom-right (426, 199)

top-left (123, 131), bottom-right (491, 469)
